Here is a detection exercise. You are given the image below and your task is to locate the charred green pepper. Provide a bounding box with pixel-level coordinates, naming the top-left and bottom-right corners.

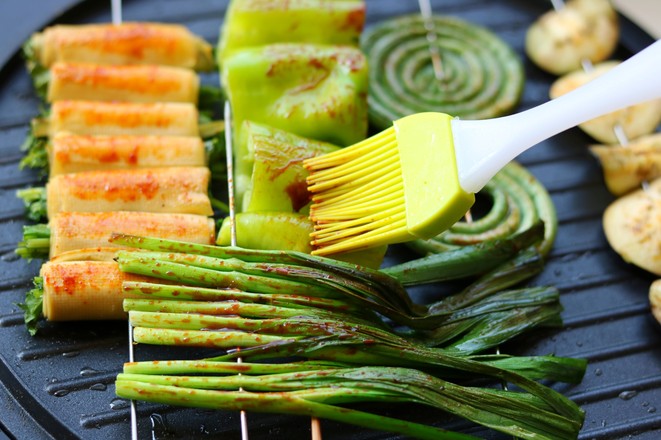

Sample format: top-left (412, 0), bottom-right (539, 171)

top-left (218, 0), bottom-right (365, 63)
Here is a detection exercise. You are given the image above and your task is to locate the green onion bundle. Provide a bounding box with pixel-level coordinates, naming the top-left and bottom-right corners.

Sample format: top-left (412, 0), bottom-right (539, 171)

top-left (110, 232), bottom-right (586, 438)
top-left (117, 360), bottom-right (584, 440)
top-left (362, 14), bottom-right (524, 130)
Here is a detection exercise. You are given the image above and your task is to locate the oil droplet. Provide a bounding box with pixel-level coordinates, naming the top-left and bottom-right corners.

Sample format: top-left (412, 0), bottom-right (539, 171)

top-left (89, 383), bottom-right (107, 391)
top-left (53, 389), bottom-right (70, 397)
top-left (575, 341), bottom-right (584, 347)
top-left (594, 368), bottom-right (603, 376)
top-left (618, 390), bottom-right (637, 400)
top-left (648, 407), bottom-right (657, 414)
top-left (642, 401), bottom-right (650, 407)
top-left (109, 398), bottom-right (130, 410)
top-left (80, 367), bottom-right (100, 377)
top-left (62, 351), bottom-right (80, 358)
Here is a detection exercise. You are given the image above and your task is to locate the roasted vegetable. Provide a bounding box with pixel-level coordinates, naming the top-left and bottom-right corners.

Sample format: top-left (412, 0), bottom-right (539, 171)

top-left (362, 14), bottom-right (524, 129)
top-left (526, 0), bottom-right (618, 75)
top-left (21, 167), bottom-right (214, 221)
top-left (117, 360), bottom-right (584, 440)
top-left (550, 61), bottom-right (661, 144)
top-left (222, 43), bottom-right (368, 149)
top-left (590, 132), bottom-right (661, 195)
top-left (46, 62), bottom-right (200, 104)
top-left (113, 225), bottom-right (549, 333)
top-left (237, 122), bottom-right (339, 213)
top-left (112, 235), bottom-right (585, 439)
top-left (218, 0), bottom-right (364, 63)
top-left (17, 212), bottom-right (216, 260)
top-left (27, 22), bottom-right (214, 71)
top-left (39, 101), bottom-right (200, 138)
top-left (20, 102), bottom-right (224, 174)
top-left (603, 178), bottom-right (661, 275)
top-left (217, 211), bottom-right (387, 269)
top-left (21, 259), bottom-right (156, 335)
top-left (47, 133), bottom-right (206, 176)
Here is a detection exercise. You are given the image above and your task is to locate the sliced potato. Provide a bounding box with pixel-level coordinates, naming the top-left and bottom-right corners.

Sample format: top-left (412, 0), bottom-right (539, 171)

top-left (590, 133), bottom-right (661, 195)
top-left (551, 62), bottom-right (661, 144)
top-left (603, 178), bottom-right (661, 275)
top-left (525, 0), bottom-right (618, 75)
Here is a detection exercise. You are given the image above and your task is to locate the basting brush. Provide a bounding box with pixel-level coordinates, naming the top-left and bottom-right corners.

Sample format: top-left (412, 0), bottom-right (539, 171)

top-left (305, 40), bottom-right (661, 256)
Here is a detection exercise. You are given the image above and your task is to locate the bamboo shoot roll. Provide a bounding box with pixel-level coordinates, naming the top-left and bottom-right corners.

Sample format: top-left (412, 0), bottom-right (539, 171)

top-left (31, 22), bottom-right (214, 71)
top-left (48, 133), bottom-right (206, 175)
top-left (40, 260), bottom-right (151, 321)
top-left (47, 101), bottom-right (199, 137)
top-left (49, 212), bottom-right (216, 258)
top-left (47, 62), bottom-right (200, 104)
top-left (46, 167), bottom-right (213, 217)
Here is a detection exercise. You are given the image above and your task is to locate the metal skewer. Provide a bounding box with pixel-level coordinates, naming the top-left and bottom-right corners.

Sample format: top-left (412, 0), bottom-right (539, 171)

top-left (418, 0), bottom-right (474, 225)
top-left (111, 0), bottom-right (122, 25)
top-left (418, 0), bottom-right (445, 82)
top-left (223, 101), bottom-right (250, 440)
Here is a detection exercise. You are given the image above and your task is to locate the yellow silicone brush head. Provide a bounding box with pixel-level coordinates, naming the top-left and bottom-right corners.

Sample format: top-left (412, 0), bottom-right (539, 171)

top-left (305, 112), bottom-right (474, 256)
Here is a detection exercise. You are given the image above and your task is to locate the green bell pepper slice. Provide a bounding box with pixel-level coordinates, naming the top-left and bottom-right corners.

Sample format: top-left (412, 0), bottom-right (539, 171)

top-left (217, 211), bottom-right (387, 269)
top-left (238, 121), bottom-right (339, 213)
top-left (222, 43), bottom-right (368, 148)
top-left (218, 0), bottom-right (365, 63)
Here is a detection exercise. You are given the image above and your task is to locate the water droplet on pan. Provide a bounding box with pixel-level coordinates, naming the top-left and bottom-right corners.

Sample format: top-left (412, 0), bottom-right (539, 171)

top-left (110, 398), bottom-right (130, 410)
top-left (618, 390), bottom-right (637, 400)
top-left (80, 367), bottom-right (100, 377)
top-left (90, 383), bottom-right (107, 391)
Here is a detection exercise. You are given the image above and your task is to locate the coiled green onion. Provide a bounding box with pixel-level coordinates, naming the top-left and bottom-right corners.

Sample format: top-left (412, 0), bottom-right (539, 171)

top-left (408, 162), bottom-right (557, 257)
top-left (362, 15), bottom-right (524, 129)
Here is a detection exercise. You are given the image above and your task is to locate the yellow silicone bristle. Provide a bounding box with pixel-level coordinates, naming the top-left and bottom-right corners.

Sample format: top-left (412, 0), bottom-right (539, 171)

top-left (305, 128), bottom-right (412, 256)
top-left (305, 113), bottom-right (475, 256)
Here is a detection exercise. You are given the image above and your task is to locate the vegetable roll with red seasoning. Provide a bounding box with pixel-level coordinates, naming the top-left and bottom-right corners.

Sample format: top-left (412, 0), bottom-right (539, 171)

top-left (30, 22), bottom-right (214, 71)
top-left (43, 101), bottom-right (200, 137)
top-left (47, 62), bottom-right (200, 104)
top-left (49, 212), bottom-right (216, 258)
top-left (46, 167), bottom-right (213, 217)
top-left (48, 133), bottom-right (206, 176)
top-left (40, 260), bottom-right (152, 321)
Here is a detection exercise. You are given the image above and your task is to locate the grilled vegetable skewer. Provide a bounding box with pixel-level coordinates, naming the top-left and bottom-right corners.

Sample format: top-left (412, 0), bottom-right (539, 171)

top-left (46, 133), bottom-right (207, 176)
top-left (18, 167), bottom-right (213, 222)
top-left (46, 62), bottom-right (200, 104)
top-left (20, 101), bottom-right (224, 172)
top-left (17, 211), bottom-right (216, 260)
top-left (21, 260), bottom-right (153, 334)
top-left (117, 360), bottom-right (583, 440)
top-left (26, 22), bottom-right (215, 72)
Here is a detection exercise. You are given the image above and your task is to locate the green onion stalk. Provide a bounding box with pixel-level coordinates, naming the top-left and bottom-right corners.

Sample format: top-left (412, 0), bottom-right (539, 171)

top-left (112, 222), bottom-right (553, 336)
top-left (15, 224), bottom-right (50, 261)
top-left (110, 225), bottom-right (585, 438)
top-left (116, 360), bottom-right (584, 440)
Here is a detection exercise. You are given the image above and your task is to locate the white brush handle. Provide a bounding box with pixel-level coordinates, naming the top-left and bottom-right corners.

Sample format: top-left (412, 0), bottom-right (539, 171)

top-left (453, 39), bottom-right (661, 194)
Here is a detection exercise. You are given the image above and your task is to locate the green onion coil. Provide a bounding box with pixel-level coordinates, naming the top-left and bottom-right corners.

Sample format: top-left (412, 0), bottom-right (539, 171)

top-left (362, 14), bottom-right (524, 129)
top-left (408, 162), bottom-right (557, 257)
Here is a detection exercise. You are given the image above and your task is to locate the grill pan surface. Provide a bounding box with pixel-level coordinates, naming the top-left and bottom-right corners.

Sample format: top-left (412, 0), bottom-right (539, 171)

top-left (0, 0), bottom-right (660, 438)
